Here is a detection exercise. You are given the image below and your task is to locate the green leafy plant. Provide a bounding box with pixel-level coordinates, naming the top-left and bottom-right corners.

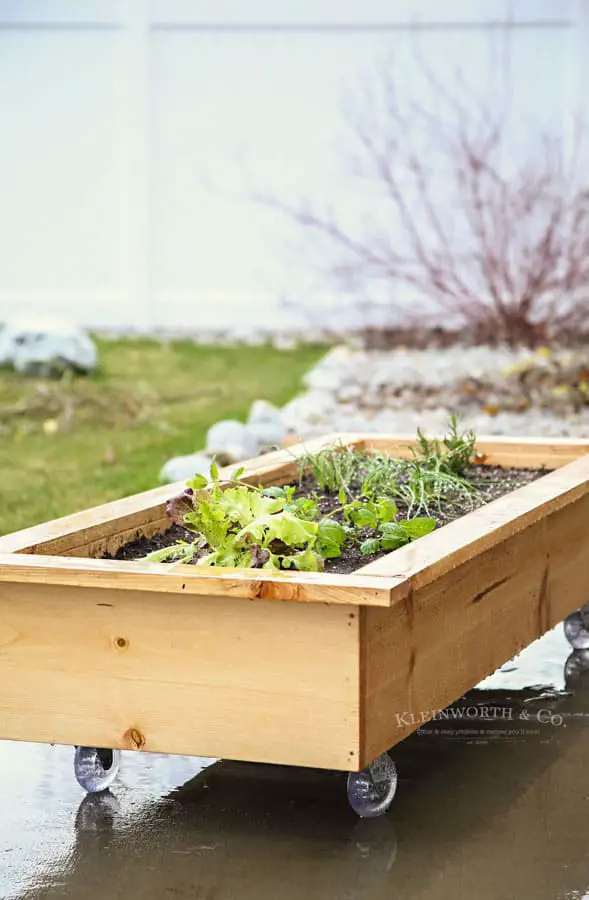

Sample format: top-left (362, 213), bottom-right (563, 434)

top-left (146, 461), bottom-right (346, 572)
top-left (359, 454), bottom-right (400, 500)
top-left (394, 456), bottom-right (478, 517)
top-left (145, 418), bottom-right (480, 573)
top-left (412, 415), bottom-right (476, 476)
top-left (260, 484), bottom-right (319, 520)
top-left (376, 415), bottom-right (479, 516)
top-left (343, 495), bottom-right (398, 529)
top-left (298, 417), bottom-right (476, 517)
top-left (343, 494), bottom-right (436, 555)
top-left (360, 517), bottom-right (436, 555)
top-left (298, 442), bottom-right (366, 499)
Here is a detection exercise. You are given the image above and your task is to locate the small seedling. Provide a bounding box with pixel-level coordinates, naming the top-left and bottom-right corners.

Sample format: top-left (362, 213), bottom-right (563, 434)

top-left (413, 415), bottom-right (476, 476)
top-left (298, 442), bottom-right (366, 498)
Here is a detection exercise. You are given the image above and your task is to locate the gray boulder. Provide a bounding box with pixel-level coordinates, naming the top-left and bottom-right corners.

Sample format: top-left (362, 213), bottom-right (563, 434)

top-left (159, 452), bottom-right (212, 484)
top-left (160, 401), bottom-right (288, 486)
top-left (246, 399), bottom-right (286, 452)
top-left (281, 390), bottom-right (336, 429)
top-left (0, 317), bottom-right (98, 376)
top-left (205, 419), bottom-right (258, 465)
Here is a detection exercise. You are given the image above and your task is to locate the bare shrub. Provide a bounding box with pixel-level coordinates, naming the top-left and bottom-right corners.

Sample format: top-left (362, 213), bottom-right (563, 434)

top-left (262, 42), bottom-right (589, 347)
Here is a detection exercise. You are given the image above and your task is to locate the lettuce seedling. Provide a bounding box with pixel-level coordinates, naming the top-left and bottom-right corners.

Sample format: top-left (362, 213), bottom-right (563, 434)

top-left (146, 460), bottom-right (345, 572)
top-left (360, 517), bottom-right (436, 555)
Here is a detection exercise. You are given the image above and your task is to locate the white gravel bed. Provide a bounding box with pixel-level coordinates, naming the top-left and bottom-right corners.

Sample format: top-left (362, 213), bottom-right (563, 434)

top-left (282, 345), bottom-right (589, 439)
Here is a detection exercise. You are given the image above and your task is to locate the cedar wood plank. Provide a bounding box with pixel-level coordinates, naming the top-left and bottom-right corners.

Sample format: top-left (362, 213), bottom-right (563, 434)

top-left (0, 583), bottom-right (361, 770)
top-left (358, 452), bottom-right (589, 765)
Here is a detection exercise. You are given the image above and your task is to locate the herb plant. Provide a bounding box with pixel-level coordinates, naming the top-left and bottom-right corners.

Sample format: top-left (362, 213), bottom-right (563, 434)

top-left (299, 417), bottom-right (478, 518)
top-left (298, 442), bottom-right (365, 499)
top-left (396, 417), bottom-right (478, 515)
top-left (394, 458), bottom-right (477, 517)
top-left (412, 414), bottom-right (476, 475)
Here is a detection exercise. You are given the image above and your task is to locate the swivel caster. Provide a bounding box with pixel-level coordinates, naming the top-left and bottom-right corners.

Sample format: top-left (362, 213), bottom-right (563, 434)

top-left (74, 747), bottom-right (121, 793)
top-left (564, 606), bottom-right (589, 650)
top-left (565, 649), bottom-right (589, 686)
top-left (347, 752), bottom-right (397, 818)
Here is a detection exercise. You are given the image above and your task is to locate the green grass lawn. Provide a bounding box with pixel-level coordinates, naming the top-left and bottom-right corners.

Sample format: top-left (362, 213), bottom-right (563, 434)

top-left (0, 338), bottom-right (325, 536)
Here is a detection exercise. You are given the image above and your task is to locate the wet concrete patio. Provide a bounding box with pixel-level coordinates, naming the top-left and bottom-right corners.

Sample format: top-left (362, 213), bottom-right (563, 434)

top-left (2, 625), bottom-right (589, 900)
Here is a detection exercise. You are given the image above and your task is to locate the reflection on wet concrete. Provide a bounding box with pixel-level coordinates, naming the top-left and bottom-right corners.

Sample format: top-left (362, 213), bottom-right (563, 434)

top-left (3, 625), bottom-right (589, 899)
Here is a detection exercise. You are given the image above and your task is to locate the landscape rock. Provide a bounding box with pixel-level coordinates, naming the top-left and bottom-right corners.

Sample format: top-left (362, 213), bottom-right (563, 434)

top-left (0, 317), bottom-right (98, 376)
top-left (159, 452), bottom-right (212, 484)
top-left (337, 383), bottom-right (364, 403)
top-left (281, 344), bottom-right (589, 441)
top-left (302, 345), bottom-right (356, 392)
top-left (205, 419), bottom-right (258, 465)
top-left (281, 390), bottom-right (336, 430)
top-left (246, 399), bottom-right (287, 451)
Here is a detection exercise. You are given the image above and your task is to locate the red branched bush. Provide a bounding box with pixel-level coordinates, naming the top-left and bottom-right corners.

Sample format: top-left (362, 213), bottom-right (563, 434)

top-left (264, 50), bottom-right (589, 347)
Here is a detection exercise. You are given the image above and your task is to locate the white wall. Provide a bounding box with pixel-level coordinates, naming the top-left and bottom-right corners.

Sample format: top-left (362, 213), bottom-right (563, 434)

top-left (0, 0), bottom-right (579, 335)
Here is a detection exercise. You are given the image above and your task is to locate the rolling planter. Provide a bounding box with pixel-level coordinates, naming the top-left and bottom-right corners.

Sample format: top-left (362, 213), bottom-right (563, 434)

top-left (1, 433), bottom-right (589, 818)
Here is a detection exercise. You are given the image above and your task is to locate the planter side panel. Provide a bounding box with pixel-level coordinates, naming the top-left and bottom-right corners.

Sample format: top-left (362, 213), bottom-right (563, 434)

top-left (0, 583), bottom-right (360, 771)
top-left (361, 493), bottom-right (589, 766)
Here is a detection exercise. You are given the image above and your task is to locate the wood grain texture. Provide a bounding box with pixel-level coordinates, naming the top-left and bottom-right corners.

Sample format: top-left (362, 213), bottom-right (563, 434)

top-left (0, 582), bottom-right (361, 770)
top-left (0, 553), bottom-right (395, 607)
top-left (358, 453), bottom-right (589, 766)
top-left (361, 434), bottom-right (589, 469)
top-left (2, 433), bottom-right (589, 771)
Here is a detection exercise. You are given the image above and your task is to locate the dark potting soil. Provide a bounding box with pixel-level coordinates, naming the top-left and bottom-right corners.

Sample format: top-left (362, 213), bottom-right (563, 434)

top-left (105, 524), bottom-right (196, 562)
top-left (106, 464), bottom-right (547, 575)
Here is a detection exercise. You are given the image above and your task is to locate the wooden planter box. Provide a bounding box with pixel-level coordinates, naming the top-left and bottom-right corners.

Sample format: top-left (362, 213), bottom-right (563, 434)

top-left (1, 433), bottom-right (589, 774)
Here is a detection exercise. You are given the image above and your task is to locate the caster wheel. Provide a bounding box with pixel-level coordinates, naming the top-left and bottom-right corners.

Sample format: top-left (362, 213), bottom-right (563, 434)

top-left (565, 649), bottom-right (589, 685)
top-left (347, 753), bottom-right (397, 818)
top-left (74, 747), bottom-right (121, 793)
top-left (564, 611), bottom-right (589, 650)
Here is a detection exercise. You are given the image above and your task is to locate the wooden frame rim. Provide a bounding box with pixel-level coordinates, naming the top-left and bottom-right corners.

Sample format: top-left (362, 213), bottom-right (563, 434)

top-left (1, 433), bottom-right (588, 607)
